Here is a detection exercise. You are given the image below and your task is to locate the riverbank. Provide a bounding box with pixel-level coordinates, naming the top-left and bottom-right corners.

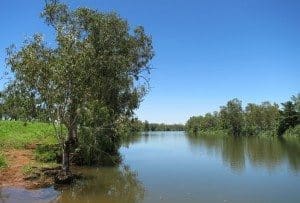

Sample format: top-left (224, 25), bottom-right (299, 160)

top-left (186, 126), bottom-right (300, 138)
top-left (0, 121), bottom-right (60, 188)
top-left (0, 148), bottom-right (61, 189)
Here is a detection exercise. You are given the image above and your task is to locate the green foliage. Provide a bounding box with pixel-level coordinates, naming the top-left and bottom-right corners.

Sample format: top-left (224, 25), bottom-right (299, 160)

top-left (117, 117), bottom-right (143, 136)
top-left (278, 101), bottom-right (300, 136)
top-left (244, 102), bottom-right (280, 135)
top-left (142, 120), bottom-right (185, 131)
top-left (186, 94), bottom-right (300, 138)
top-left (35, 143), bottom-right (60, 163)
top-left (0, 81), bottom-right (48, 121)
top-left (0, 121), bottom-right (57, 149)
top-left (186, 112), bottom-right (220, 134)
top-left (76, 128), bottom-right (122, 166)
top-left (220, 99), bottom-right (244, 136)
top-left (75, 104), bottom-right (122, 166)
top-left (5, 0), bottom-right (154, 170)
top-left (0, 153), bottom-right (7, 169)
top-left (283, 125), bottom-right (300, 137)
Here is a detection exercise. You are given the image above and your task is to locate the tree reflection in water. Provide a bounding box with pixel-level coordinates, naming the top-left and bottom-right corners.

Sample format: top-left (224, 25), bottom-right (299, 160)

top-left (186, 134), bottom-right (300, 173)
top-left (57, 165), bottom-right (145, 203)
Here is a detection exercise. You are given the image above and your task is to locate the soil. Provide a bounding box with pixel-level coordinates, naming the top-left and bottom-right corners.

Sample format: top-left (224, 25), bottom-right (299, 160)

top-left (0, 149), bottom-right (54, 189)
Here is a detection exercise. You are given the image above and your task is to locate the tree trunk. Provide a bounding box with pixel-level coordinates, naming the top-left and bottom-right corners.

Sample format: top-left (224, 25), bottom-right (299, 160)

top-left (68, 100), bottom-right (78, 143)
top-left (56, 138), bottom-right (75, 184)
top-left (61, 99), bottom-right (77, 173)
top-left (61, 125), bottom-right (77, 173)
top-left (62, 140), bottom-right (70, 173)
top-left (68, 125), bottom-right (77, 144)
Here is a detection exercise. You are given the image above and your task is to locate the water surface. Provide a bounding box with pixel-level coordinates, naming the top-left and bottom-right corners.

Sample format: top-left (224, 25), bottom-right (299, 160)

top-left (1, 131), bottom-right (300, 203)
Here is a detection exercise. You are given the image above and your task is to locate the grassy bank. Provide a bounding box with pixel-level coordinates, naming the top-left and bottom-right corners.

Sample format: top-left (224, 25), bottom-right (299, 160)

top-left (0, 121), bottom-right (57, 149)
top-left (0, 120), bottom-right (61, 164)
top-left (0, 121), bottom-right (60, 187)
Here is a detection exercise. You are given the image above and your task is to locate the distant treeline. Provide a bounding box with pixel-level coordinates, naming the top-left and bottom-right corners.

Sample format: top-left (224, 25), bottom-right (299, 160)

top-left (143, 121), bottom-right (185, 131)
top-left (186, 94), bottom-right (300, 137)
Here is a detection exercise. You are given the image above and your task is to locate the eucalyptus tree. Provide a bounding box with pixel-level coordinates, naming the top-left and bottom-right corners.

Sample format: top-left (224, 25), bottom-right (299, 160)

top-left (0, 81), bottom-right (39, 120)
top-left (6, 0), bottom-right (154, 173)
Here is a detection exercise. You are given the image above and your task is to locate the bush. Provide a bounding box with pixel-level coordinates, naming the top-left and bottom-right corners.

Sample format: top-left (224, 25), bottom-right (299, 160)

top-left (283, 125), bottom-right (300, 137)
top-left (0, 153), bottom-right (7, 168)
top-left (35, 144), bottom-right (61, 163)
top-left (75, 126), bottom-right (121, 166)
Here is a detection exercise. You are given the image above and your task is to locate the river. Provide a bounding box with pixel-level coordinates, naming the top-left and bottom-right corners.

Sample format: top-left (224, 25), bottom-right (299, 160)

top-left (1, 131), bottom-right (300, 203)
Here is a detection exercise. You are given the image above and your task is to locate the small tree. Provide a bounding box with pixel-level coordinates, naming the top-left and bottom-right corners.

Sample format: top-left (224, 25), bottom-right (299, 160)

top-left (6, 0), bottom-right (153, 173)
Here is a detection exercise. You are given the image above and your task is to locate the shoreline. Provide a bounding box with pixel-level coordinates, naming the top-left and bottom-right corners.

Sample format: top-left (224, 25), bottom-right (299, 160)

top-left (0, 149), bottom-right (57, 189)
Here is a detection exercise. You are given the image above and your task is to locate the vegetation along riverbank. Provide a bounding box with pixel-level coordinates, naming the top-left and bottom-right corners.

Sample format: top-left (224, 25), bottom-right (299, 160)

top-left (0, 121), bottom-right (60, 188)
top-left (186, 94), bottom-right (300, 138)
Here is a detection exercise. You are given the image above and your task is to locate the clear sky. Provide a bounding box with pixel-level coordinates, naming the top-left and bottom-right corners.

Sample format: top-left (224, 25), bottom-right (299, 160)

top-left (0, 0), bottom-right (299, 124)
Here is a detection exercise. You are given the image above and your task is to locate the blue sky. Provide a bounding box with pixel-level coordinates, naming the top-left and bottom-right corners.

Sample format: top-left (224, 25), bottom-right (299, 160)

top-left (0, 0), bottom-right (299, 124)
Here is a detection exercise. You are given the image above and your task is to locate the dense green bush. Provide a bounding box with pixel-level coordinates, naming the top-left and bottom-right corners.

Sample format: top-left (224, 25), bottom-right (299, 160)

top-left (75, 126), bottom-right (121, 166)
top-left (35, 144), bottom-right (61, 163)
top-left (74, 105), bottom-right (122, 166)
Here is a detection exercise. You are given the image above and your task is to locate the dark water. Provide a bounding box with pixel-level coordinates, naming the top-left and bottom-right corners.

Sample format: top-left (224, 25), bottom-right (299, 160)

top-left (1, 131), bottom-right (300, 203)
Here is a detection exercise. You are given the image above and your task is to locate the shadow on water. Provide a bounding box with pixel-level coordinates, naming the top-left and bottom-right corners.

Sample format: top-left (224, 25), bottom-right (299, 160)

top-left (122, 132), bottom-right (145, 147)
top-left (56, 165), bottom-right (145, 203)
top-left (186, 134), bottom-right (300, 173)
top-left (0, 165), bottom-right (144, 203)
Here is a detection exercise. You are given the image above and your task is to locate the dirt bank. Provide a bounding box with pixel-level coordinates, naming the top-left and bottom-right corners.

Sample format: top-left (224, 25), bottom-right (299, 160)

top-left (0, 149), bottom-right (54, 189)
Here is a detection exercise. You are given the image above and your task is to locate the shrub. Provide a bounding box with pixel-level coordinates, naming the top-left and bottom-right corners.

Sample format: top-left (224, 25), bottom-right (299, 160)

top-left (35, 144), bottom-right (61, 163)
top-left (0, 153), bottom-right (7, 168)
top-left (284, 125), bottom-right (300, 137)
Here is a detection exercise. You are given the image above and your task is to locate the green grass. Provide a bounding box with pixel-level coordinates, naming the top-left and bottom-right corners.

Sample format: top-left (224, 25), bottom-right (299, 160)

top-left (0, 153), bottom-right (7, 169)
top-left (0, 121), bottom-right (58, 149)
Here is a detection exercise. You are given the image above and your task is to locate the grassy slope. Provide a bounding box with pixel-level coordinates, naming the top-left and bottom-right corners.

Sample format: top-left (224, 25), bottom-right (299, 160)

top-left (0, 121), bottom-right (57, 149)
